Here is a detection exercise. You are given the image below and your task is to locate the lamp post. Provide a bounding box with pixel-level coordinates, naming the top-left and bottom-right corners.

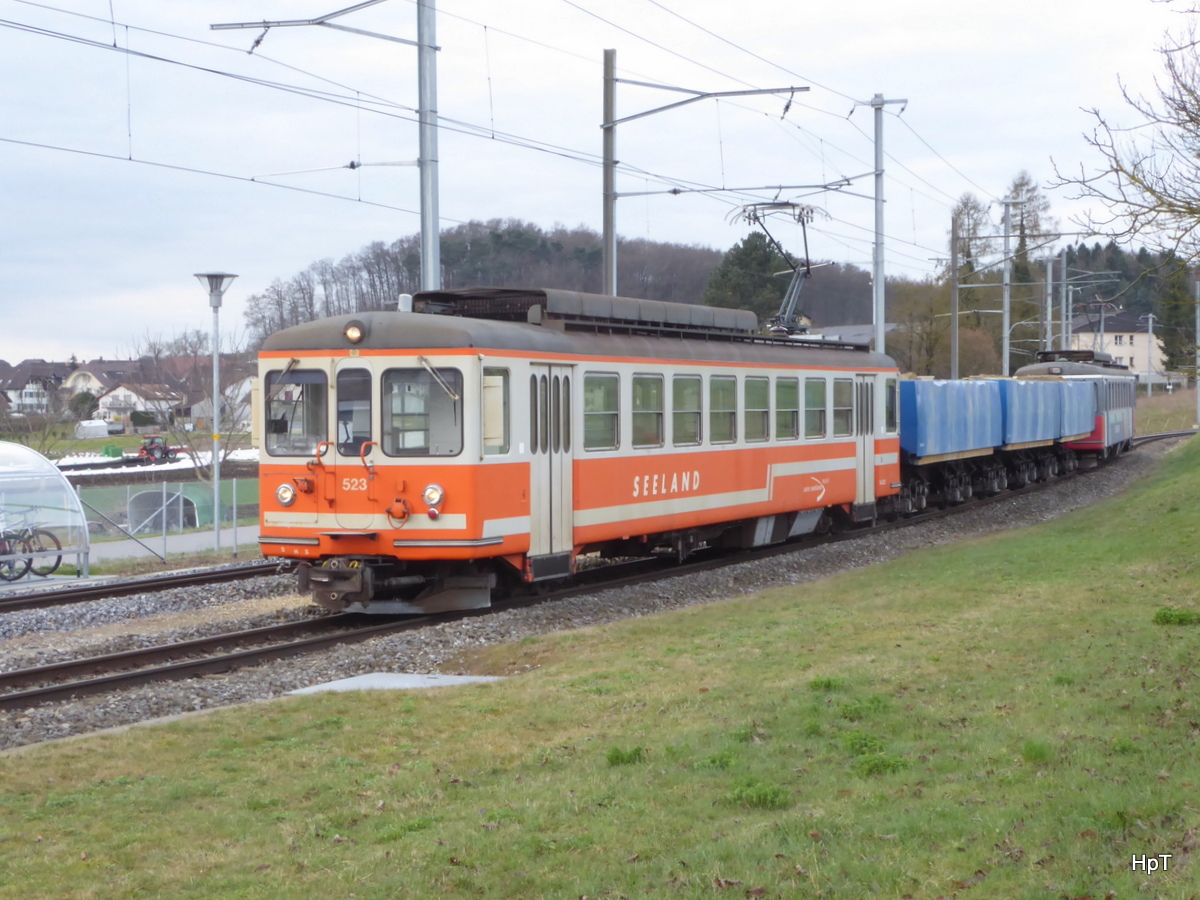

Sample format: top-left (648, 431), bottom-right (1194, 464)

top-left (195, 272), bottom-right (237, 552)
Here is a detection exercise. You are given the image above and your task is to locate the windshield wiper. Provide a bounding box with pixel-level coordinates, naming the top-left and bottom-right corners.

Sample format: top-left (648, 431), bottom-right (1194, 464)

top-left (417, 356), bottom-right (460, 401)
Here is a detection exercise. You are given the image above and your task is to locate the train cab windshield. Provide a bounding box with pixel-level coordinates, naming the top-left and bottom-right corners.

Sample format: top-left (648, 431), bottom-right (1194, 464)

top-left (265, 369), bottom-right (328, 456)
top-left (382, 367), bottom-right (463, 456)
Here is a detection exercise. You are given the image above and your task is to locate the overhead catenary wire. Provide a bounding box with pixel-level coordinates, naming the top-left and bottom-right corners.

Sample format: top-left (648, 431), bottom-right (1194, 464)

top-left (15, 0), bottom-right (971, 226)
top-left (636, 0), bottom-right (858, 103)
top-left (4, 0), bottom-right (990, 281)
top-left (558, 0), bottom-right (762, 90)
top-left (0, 10), bottom-right (769, 203)
top-left (0, 19), bottom-right (803, 236)
top-left (0, 134), bottom-right (438, 220)
top-left (630, 0), bottom-right (995, 208)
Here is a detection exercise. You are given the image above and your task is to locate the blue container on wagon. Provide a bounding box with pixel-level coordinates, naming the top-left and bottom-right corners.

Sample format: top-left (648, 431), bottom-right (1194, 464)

top-left (998, 379), bottom-right (1061, 445)
top-left (899, 379), bottom-right (1002, 459)
top-left (1058, 380), bottom-right (1097, 438)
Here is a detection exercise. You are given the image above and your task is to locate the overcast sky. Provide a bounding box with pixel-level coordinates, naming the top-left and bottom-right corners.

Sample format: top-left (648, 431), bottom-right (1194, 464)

top-left (0, 0), bottom-right (1186, 364)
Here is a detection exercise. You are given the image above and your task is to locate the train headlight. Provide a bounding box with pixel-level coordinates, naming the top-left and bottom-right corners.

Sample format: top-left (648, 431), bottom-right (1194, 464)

top-left (344, 320), bottom-right (367, 344)
top-left (422, 484), bottom-right (445, 508)
top-left (276, 483), bottom-right (297, 506)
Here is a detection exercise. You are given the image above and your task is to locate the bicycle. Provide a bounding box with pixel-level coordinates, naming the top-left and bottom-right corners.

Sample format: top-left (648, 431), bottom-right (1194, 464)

top-left (9, 512), bottom-right (63, 578)
top-left (0, 528), bottom-right (31, 581)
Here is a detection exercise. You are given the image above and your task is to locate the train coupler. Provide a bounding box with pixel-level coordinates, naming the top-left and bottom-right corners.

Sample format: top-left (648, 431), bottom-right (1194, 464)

top-left (300, 559), bottom-right (374, 609)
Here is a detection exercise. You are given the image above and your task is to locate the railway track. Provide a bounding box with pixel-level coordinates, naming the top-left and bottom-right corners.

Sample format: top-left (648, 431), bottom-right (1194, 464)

top-left (0, 614), bottom-right (430, 711)
top-left (0, 559), bottom-right (287, 614)
top-left (0, 435), bottom-right (1188, 714)
top-left (10, 431), bottom-right (1190, 621)
top-left (1132, 428), bottom-right (1196, 446)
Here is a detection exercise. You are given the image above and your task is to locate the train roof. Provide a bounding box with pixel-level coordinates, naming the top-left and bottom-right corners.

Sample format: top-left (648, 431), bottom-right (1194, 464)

top-left (261, 287), bottom-right (897, 369)
top-left (1015, 348), bottom-right (1136, 379)
top-left (413, 287), bottom-right (761, 335)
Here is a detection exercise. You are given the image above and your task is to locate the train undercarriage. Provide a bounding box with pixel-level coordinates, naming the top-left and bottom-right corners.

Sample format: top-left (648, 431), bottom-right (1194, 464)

top-left (297, 441), bottom-right (1133, 614)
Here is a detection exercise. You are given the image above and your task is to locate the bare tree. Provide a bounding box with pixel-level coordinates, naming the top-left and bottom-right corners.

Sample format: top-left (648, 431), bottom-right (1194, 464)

top-left (133, 330), bottom-right (254, 483)
top-left (951, 193), bottom-right (996, 278)
top-left (0, 403), bottom-right (67, 456)
top-left (1057, 13), bottom-right (1200, 262)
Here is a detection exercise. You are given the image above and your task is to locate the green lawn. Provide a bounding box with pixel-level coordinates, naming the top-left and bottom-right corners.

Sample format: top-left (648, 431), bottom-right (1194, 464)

top-left (2, 440), bottom-right (1199, 898)
top-left (1137, 386), bottom-right (1200, 433)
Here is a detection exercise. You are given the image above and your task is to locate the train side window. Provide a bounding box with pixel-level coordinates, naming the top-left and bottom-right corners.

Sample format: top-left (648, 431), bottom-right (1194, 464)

top-left (551, 375), bottom-right (561, 453)
top-left (744, 377), bottom-right (769, 442)
top-left (775, 378), bottom-right (799, 440)
top-left (804, 378), bottom-right (826, 439)
top-left (884, 378), bottom-right (898, 433)
top-left (539, 375), bottom-right (550, 454)
top-left (336, 369), bottom-right (373, 456)
top-left (672, 375), bottom-right (702, 446)
top-left (833, 379), bottom-right (854, 436)
top-left (562, 376), bottom-right (572, 453)
top-left (529, 375), bottom-right (538, 454)
top-left (483, 368), bottom-right (509, 455)
top-left (710, 376), bottom-right (737, 444)
top-left (381, 367), bottom-right (464, 457)
top-left (632, 375), bottom-right (664, 448)
top-left (583, 373), bottom-right (619, 450)
top-left (265, 369), bottom-right (328, 457)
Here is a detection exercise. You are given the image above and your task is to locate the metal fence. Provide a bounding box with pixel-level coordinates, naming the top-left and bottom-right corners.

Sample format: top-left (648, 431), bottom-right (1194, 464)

top-left (77, 478), bottom-right (260, 562)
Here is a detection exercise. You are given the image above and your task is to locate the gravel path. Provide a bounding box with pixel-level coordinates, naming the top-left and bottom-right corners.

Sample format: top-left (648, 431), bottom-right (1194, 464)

top-left (0, 442), bottom-right (1176, 752)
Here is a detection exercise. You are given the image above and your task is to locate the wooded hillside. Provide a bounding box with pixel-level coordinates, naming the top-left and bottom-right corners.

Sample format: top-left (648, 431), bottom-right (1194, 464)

top-left (241, 219), bottom-right (878, 347)
top-left (243, 220), bottom-right (724, 345)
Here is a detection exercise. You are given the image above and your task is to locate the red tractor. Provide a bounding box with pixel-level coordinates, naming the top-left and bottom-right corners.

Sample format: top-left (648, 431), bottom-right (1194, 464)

top-left (137, 435), bottom-right (185, 462)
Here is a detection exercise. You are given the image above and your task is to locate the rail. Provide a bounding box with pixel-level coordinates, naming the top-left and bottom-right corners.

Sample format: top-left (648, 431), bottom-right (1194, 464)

top-left (0, 560), bottom-right (287, 613)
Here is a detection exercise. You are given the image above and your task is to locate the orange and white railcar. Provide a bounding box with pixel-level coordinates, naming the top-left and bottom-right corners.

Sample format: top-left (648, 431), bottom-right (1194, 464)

top-left (258, 288), bottom-right (901, 613)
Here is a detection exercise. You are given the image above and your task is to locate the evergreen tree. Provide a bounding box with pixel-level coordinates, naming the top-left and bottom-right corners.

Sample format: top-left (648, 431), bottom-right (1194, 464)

top-left (701, 232), bottom-right (789, 321)
top-left (1157, 259), bottom-right (1195, 372)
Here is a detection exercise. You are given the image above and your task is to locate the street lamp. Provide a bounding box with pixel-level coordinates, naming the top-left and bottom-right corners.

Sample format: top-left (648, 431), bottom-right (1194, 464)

top-left (195, 272), bottom-right (237, 552)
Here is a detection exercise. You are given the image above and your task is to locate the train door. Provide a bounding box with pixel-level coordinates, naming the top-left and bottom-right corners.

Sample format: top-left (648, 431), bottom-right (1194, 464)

top-left (854, 375), bottom-right (876, 509)
top-left (331, 360), bottom-right (376, 529)
top-left (528, 364), bottom-right (574, 579)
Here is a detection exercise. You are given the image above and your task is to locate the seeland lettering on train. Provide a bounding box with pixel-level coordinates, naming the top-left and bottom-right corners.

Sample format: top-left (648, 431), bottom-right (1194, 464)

top-left (632, 470), bottom-right (701, 498)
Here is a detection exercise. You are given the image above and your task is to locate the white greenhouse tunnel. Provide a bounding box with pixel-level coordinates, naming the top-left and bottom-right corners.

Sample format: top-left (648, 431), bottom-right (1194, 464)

top-left (0, 441), bottom-right (89, 576)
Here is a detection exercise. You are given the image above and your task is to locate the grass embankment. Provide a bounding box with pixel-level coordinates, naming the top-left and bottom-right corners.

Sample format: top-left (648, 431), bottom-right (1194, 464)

top-left (1138, 386), bottom-right (1200, 434)
top-left (3, 444), bottom-right (1200, 899)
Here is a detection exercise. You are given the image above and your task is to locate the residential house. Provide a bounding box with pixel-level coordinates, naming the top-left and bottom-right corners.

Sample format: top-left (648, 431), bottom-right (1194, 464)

top-left (62, 359), bottom-right (145, 398)
top-left (0, 360), bottom-right (72, 414)
top-left (1070, 309), bottom-right (1178, 388)
top-left (95, 382), bottom-right (185, 427)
